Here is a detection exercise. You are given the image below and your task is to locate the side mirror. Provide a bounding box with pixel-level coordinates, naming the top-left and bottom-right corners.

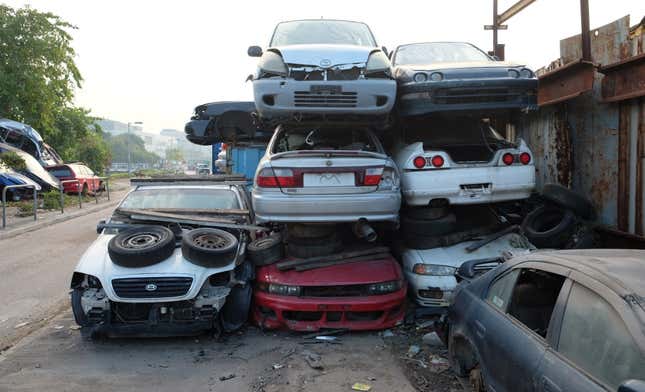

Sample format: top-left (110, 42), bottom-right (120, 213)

top-left (457, 258), bottom-right (503, 280)
top-left (248, 45), bottom-right (263, 57)
top-left (619, 380), bottom-right (645, 392)
top-left (96, 219), bottom-right (106, 234)
top-left (381, 46), bottom-right (389, 57)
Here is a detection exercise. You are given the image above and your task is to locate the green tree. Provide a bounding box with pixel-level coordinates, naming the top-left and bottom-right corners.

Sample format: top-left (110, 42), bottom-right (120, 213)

top-left (106, 133), bottom-right (159, 165)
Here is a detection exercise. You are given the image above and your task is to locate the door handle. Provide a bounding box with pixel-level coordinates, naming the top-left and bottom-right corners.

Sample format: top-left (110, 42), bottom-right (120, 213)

top-left (474, 320), bottom-right (486, 338)
top-left (542, 376), bottom-right (561, 392)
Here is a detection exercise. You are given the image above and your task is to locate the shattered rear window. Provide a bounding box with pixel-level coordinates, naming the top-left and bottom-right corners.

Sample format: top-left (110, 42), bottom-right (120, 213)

top-left (119, 188), bottom-right (239, 210)
top-left (403, 118), bottom-right (508, 148)
top-left (270, 20), bottom-right (376, 47)
top-left (273, 128), bottom-right (379, 153)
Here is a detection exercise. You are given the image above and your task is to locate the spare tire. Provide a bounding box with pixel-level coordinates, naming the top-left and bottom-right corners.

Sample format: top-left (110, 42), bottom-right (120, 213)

top-left (401, 212), bottom-right (457, 237)
top-left (542, 183), bottom-right (595, 220)
top-left (108, 225), bottom-right (176, 267)
top-left (521, 205), bottom-right (576, 248)
top-left (182, 228), bottom-right (238, 267)
top-left (287, 223), bottom-right (335, 239)
top-left (248, 235), bottom-right (283, 266)
top-left (402, 206), bottom-right (449, 221)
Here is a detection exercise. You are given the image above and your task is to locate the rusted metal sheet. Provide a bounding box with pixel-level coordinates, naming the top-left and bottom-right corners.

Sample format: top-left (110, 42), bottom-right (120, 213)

top-left (618, 104), bottom-right (631, 231)
top-left (560, 16), bottom-right (631, 64)
top-left (599, 53), bottom-right (645, 102)
top-left (537, 60), bottom-right (595, 106)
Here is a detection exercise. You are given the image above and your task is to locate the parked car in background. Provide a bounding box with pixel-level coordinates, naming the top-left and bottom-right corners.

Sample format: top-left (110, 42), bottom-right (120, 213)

top-left (392, 116), bottom-right (535, 206)
top-left (71, 178), bottom-right (257, 337)
top-left (249, 19), bottom-right (396, 122)
top-left (443, 250), bottom-right (645, 392)
top-left (0, 143), bottom-right (60, 191)
top-left (0, 162), bottom-right (41, 201)
top-left (196, 163), bottom-right (211, 175)
top-left (47, 163), bottom-right (102, 195)
top-left (0, 118), bottom-right (63, 166)
top-left (391, 42), bottom-right (537, 116)
top-left (252, 125), bottom-right (401, 223)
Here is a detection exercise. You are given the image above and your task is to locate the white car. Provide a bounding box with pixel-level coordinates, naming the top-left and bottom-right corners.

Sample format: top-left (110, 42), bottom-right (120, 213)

top-left (400, 232), bottom-right (535, 310)
top-left (70, 179), bottom-right (256, 337)
top-left (248, 19), bottom-right (396, 121)
top-left (393, 117), bottom-right (535, 206)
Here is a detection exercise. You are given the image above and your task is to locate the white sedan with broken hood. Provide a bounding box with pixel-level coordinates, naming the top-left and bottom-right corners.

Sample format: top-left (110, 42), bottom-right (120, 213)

top-left (249, 19), bottom-right (396, 122)
top-left (70, 179), bottom-right (258, 338)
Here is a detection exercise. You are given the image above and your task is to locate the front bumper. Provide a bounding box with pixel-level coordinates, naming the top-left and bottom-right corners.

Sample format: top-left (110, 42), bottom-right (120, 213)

top-left (404, 270), bottom-right (457, 309)
top-left (253, 78), bottom-right (396, 118)
top-left (398, 78), bottom-right (537, 116)
top-left (252, 288), bottom-right (407, 332)
top-left (401, 165), bottom-right (535, 206)
top-left (252, 190), bottom-right (401, 223)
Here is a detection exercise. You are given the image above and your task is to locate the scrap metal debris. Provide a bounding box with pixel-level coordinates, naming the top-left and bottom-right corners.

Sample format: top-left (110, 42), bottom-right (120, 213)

top-left (219, 374), bottom-right (236, 381)
top-left (302, 350), bottom-right (323, 370)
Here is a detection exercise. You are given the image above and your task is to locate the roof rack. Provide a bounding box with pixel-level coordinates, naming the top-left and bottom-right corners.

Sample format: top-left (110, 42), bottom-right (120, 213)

top-left (130, 175), bottom-right (248, 187)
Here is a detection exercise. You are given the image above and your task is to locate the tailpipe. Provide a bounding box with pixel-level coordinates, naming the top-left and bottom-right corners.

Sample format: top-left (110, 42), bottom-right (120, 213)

top-left (353, 219), bottom-right (377, 243)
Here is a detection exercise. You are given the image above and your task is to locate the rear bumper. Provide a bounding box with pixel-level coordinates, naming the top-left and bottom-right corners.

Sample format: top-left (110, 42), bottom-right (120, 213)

top-left (253, 78), bottom-right (396, 118)
top-left (398, 78), bottom-right (537, 116)
top-left (252, 288), bottom-right (407, 332)
top-left (401, 165), bottom-right (535, 206)
top-left (252, 190), bottom-right (401, 223)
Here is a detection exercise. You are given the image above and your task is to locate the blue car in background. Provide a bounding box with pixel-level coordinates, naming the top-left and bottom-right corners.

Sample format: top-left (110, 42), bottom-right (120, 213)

top-left (0, 163), bottom-right (41, 201)
top-left (0, 118), bottom-right (63, 167)
top-left (392, 42), bottom-right (538, 116)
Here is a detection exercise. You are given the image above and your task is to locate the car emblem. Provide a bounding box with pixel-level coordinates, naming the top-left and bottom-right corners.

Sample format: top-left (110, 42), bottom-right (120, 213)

top-left (145, 283), bottom-right (157, 291)
top-left (326, 160), bottom-right (332, 167)
top-left (319, 59), bottom-right (332, 67)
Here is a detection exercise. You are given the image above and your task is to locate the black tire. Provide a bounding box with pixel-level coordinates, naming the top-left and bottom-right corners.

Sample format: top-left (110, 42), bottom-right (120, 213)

top-left (287, 223), bottom-right (335, 239)
top-left (404, 233), bottom-right (443, 250)
top-left (521, 205), bottom-right (576, 248)
top-left (402, 206), bottom-right (449, 221)
top-left (71, 288), bottom-right (89, 327)
top-left (401, 212), bottom-right (457, 237)
top-left (288, 233), bottom-right (343, 258)
top-left (542, 183), bottom-right (595, 220)
top-left (248, 235), bottom-right (283, 266)
top-left (182, 228), bottom-right (238, 267)
top-left (108, 225), bottom-right (176, 267)
top-left (220, 283), bottom-right (252, 333)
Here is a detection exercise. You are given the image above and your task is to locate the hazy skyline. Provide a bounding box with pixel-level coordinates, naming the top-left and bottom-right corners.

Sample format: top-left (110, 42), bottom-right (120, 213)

top-left (3, 0), bottom-right (643, 133)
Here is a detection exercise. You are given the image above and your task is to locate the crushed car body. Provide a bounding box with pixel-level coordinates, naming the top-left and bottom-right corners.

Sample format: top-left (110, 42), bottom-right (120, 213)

top-left (0, 118), bottom-right (63, 166)
top-left (392, 42), bottom-right (538, 116)
top-left (249, 19), bottom-right (396, 122)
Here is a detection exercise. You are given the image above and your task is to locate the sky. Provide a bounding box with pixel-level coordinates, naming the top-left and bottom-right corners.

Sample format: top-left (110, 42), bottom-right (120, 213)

top-left (3, 0), bottom-right (643, 133)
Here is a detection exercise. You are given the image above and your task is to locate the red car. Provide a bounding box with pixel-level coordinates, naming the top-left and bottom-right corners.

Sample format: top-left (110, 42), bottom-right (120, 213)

top-left (253, 255), bottom-right (407, 332)
top-left (46, 163), bottom-right (102, 195)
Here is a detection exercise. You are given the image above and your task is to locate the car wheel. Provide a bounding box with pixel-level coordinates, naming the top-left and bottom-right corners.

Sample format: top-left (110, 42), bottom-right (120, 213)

top-left (287, 223), bottom-right (336, 239)
top-left (542, 183), bottom-right (595, 220)
top-left (288, 232), bottom-right (343, 258)
top-left (71, 288), bottom-right (89, 327)
top-left (181, 228), bottom-right (238, 267)
top-left (247, 235), bottom-right (283, 266)
top-left (521, 205), bottom-right (576, 248)
top-left (402, 206), bottom-right (449, 221)
top-left (220, 283), bottom-right (252, 333)
top-left (401, 212), bottom-right (457, 237)
top-left (108, 225), bottom-right (176, 267)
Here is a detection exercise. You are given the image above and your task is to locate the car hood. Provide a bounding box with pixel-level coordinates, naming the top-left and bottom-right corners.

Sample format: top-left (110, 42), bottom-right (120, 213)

top-left (74, 234), bottom-right (237, 302)
top-left (402, 233), bottom-right (535, 269)
top-left (398, 60), bottom-right (523, 71)
top-left (258, 256), bottom-right (403, 286)
top-left (272, 44), bottom-right (376, 67)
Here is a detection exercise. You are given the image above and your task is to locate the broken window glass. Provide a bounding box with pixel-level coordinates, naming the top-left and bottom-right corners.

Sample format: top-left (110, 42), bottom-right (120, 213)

top-left (486, 269), bottom-right (520, 312)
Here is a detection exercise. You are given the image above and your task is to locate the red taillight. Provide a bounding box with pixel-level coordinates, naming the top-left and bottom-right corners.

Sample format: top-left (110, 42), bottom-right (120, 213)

top-left (413, 156), bottom-right (426, 169)
top-left (257, 168), bottom-right (299, 188)
top-left (364, 167), bottom-right (384, 186)
top-left (221, 143), bottom-right (227, 151)
top-left (431, 155), bottom-right (444, 167)
top-left (519, 152), bottom-right (531, 165)
top-left (502, 153), bottom-right (515, 166)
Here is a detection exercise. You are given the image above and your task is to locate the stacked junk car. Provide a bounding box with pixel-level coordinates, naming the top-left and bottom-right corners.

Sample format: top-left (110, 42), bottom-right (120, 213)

top-left (69, 17), bottom-right (645, 392)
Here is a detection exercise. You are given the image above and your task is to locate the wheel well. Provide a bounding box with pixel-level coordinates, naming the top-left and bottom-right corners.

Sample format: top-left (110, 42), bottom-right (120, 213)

top-left (450, 335), bottom-right (479, 376)
top-left (71, 272), bottom-right (85, 289)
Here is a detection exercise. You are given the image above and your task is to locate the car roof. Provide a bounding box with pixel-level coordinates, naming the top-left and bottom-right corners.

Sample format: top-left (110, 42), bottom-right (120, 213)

top-left (515, 249), bottom-right (645, 299)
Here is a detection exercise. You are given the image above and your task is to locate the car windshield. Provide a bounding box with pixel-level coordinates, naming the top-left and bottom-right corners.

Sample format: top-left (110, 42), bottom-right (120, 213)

top-left (273, 128), bottom-right (380, 153)
top-left (119, 188), bottom-right (240, 210)
top-left (394, 42), bottom-right (491, 65)
top-left (270, 20), bottom-right (376, 47)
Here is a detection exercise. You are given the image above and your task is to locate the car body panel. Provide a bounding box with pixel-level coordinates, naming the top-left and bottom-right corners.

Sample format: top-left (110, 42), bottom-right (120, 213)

top-left (184, 101), bottom-right (261, 146)
top-left (0, 142), bottom-right (60, 191)
top-left (401, 233), bottom-right (534, 308)
top-left (272, 44), bottom-right (374, 66)
top-left (252, 256), bottom-right (406, 331)
top-left (0, 118), bottom-right (63, 166)
top-left (47, 163), bottom-right (102, 194)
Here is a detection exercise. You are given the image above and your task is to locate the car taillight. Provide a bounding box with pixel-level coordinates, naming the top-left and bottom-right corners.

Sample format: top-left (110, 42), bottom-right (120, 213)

top-left (431, 155), bottom-right (444, 168)
top-left (364, 167), bottom-right (384, 186)
top-left (413, 156), bottom-right (426, 169)
top-left (502, 153), bottom-right (515, 166)
top-left (221, 143), bottom-right (227, 151)
top-left (257, 168), bottom-right (299, 187)
top-left (519, 152), bottom-right (531, 165)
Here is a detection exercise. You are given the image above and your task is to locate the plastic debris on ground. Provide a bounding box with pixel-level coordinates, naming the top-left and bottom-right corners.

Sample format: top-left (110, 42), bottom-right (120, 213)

top-left (351, 382), bottom-right (372, 391)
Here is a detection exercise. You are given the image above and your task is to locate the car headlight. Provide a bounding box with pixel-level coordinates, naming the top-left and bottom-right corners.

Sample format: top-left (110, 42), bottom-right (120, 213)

top-left (413, 264), bottom-right (457, 276)
top-left (413, 72), bottom-right (427, 82)
top-left (257, 282), bottom-right (301, 296)
top-left (429, 72), bottom-right (443, 82)
top-left (367, 280), bottom-right (403, 295)
top-left (508, 69), bottom-right (520, 78)
top-left (520, 68), bottom-right (534, 78)
top-left (365, 51), bottom-right (392, 76)
top-left (258, 51), bottom-right (288, 77)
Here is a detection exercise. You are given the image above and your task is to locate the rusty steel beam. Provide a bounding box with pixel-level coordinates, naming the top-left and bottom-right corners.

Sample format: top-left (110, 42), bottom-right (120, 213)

top-left (599, 53), bottom-right (645, 103)
top-left (497, 0), bottom-right (537, 24)
top-left (538, 60), bottom-right (595, 106)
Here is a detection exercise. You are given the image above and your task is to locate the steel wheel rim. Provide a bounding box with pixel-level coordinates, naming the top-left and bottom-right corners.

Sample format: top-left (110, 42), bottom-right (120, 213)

top-left (193, 233), bottom-right (229, 250)
top-left (123, 232), bottom-right (162, 249)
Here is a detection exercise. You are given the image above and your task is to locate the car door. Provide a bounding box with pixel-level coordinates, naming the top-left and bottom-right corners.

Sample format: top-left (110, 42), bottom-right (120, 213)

top-left (537, 277), bottom-right (645, 392)
top-left (475, 262), bottom-right (569, 392)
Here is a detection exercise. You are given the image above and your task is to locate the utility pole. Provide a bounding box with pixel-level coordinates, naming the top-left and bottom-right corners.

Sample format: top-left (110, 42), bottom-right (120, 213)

top-left (486, 0), bottom-right (536, 60)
